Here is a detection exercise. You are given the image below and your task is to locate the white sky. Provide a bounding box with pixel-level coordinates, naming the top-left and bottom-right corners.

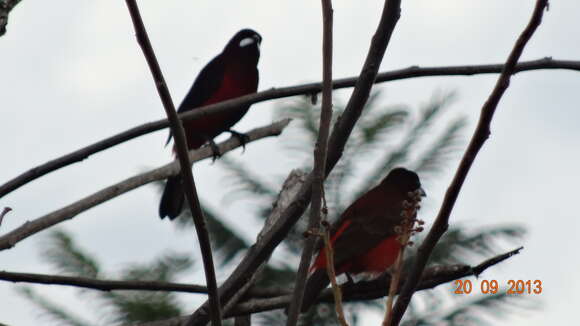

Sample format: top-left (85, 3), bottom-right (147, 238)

top-left (1, 1), bottom-right (579, 325)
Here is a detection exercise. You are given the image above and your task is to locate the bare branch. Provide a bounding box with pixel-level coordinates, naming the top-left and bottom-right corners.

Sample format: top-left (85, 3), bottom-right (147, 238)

top-left (219, 170), bottom-right (308, 318)
top-left (286, 0), bottom-right (334, 323)
top-left (2, 58), bottom-right (578, 199)
top-left (323, 225), bottom-right (348, 326)
top-left (125, 1), bottom-right (222, 323)
top-left (390, 1), bottom-right (550, 324)
top-left (0, 207), bottom-right (11, 228)
top-left (0, 120), bottom-right (291, 251)
top-left (384, 190), bottom-right (424, 325)
top-left (228, 248), bottom-right (523, 317)
top-left (0, 270), bottom-right (209, 293)
top-left (0, 0), bottom-right (21, 36)
top-left (1, 248), bottom-right (522, 320)
top-left (186, 1), bottom-right (402, 325)
top-left (0, 269), bottom-right (286, 298)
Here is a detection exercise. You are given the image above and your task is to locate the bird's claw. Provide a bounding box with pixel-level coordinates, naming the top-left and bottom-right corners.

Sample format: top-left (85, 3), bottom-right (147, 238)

top-left (345, 273), bottom-right (355, 285)
top-left (208, 139), bottom-right (221, 162)
top-left (228, 129), bottom-right (250, 153)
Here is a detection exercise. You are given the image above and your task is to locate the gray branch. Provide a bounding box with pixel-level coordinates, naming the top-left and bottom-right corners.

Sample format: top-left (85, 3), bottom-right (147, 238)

top-left (391, 0), bottom-right (550, 324)
top-left (0, 119), bottom-right (291, 251)
top-left (2, 58), bottom-right (579, 199)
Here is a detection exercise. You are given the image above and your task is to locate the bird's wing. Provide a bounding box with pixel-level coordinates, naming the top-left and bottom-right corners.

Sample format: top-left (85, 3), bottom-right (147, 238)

top-left (165, 55), bottom-right (225, 146)
top-left (330, 187), bottom-right (403, 269)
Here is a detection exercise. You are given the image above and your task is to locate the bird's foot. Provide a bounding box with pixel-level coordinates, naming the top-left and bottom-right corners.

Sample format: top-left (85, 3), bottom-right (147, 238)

top-left (345, 273), bottom-right (355, 285)
top-left (208, 139), bottom-right (221, 162)
top-left (228, 129), bottom-right (250, 152)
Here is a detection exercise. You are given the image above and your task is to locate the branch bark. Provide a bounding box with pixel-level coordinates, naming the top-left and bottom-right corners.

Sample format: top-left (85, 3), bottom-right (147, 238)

top-left (118, 248), bottom-right (523, 325)
top-left (390, 1), bottom-right (550, 324)
top-left (0, 119), bottom-right (290, 250)
top-left (0, 207), bottom-right (11, 228)
top-left (186, 1), bottom-right (401, 325)
top-left (230, 247), bottom-right (523, 316)
top-left (125, 1), bottom-right (223, 324)
top-left (0, 0), bottom-right (21, 36)
top-left (0, 247), bottom-right (523, 326)
top-left (0, 248), bottom-right (522, 318)
top-left (2, 58), bottom-right (578, 200)
top-left (286, 0), bottom-right (334, 323)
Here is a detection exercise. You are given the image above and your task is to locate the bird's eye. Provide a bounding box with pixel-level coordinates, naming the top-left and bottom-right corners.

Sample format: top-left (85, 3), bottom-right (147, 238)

top-left (239, 37), bottom-right (255, 47)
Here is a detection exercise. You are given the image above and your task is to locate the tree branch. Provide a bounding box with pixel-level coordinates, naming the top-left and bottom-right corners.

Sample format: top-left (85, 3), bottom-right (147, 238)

top-left (0, 0), bottom-right (21, 36)
top-left (2, 58), bottom-right (578, 200)
top-left (0, 269), bottom-right (282, 297)
top-left (0, 119), bottom-right (290, 251)
top-left (229, 247), bottom-right (523, 316)
top-left (390, 1), bottom-right (549, 324)
top-left (286, 0), bottom-right (334, 323)
top-left (1, 247), bottom-right (522, 319)
top-left (0, 207), bottom-right (11, 228)
top-left (122, 248), bottom-right (524, 326)
top-left (124, 1), bottom-right (222, 324)
top-left (186, 1), bottom-right (401, 325)
top-left (0, 270), bottom-right (209, 293)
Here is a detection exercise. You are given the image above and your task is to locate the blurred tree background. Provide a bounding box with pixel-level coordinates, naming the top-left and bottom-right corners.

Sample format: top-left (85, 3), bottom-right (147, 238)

top-left (17, 91), bottom-right (535, 325)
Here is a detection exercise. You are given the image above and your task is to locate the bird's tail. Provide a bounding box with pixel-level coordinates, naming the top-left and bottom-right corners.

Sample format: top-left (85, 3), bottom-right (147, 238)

top-left (159, 175), bottom-right (185, 220)
top-left (301, 268), bottom-right (330, 313)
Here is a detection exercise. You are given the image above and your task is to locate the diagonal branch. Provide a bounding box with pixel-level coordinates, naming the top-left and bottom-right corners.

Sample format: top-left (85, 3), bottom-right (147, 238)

top-left (286, 0), bottom-right (334, 323)
top-left (390, 1), bottom-right (550, 324)
top-left (186, 1), bottom-right (402, 325)
top-left (0, 0), bottom-right (22, 36)
top-left (0, 207), bottom-right (11, 228)
top-left (0, 248), bottom-right (522, 318)
top-left (2, 58), bottom-right (579, 199)
top-left (0, 120), bottom-right (290, 251)
top-left (125, 1), bottom-right (223, 323)
top-left (228, 247), bottom-right (523, 316)
top-left (117, 248), bottom-right (522, 326)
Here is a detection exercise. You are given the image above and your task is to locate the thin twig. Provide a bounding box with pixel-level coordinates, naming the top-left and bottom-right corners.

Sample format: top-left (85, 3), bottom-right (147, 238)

top-left (322, 226), bottom-right (348, 326)
top-left (0, 207), bottom-right (12, 228)
top-left (186, 1), bottom-right (402, 324)
top-left (122, 248), bottom-right (523, 326)
top-left (0, 0), bottom-right (21, 36)
top-left (0, 120), bottom-right (289, 250)
top-left (390, 1), bottom-right (550, 324)
top-left (0, 270), bottom-right (209, 293)
top-left (286, 0), bottom-right (334, 323)
top-left (384, 248), bottom-right (403, 325)
top-left (0, 248), bottom-right (523, 306)
top-left (2, 58), bottom-right (578, 199)
top-left (384, 190), bottom-right (424, 325)
top-left (125, 2), bottom-right (222, 323)
top-left (226, 248), bottom-right (524, 317)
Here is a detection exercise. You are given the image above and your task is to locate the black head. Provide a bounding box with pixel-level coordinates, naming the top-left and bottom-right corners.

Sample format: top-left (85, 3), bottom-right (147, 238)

top-left (382, 167), bottom-right (425, 196)
top-left (223, 29), bottom-right (262, 63)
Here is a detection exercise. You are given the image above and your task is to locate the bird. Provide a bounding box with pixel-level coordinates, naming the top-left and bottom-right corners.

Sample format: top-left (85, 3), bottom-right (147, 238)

top-left (301, 167), bottom-right (425, 312)
top-left (159, 29), bottom-right (262, 220)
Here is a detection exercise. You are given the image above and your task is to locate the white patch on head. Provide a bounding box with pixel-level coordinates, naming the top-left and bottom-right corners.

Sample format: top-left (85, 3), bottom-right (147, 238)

top-left (239, 37), bottom-right (256, 47)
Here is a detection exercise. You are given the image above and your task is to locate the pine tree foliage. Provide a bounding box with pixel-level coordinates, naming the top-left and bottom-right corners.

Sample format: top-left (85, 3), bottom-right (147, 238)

top-left (16, 286), bottom-right (93, 326)
top-left (19, 230), bottom-right (192, 325)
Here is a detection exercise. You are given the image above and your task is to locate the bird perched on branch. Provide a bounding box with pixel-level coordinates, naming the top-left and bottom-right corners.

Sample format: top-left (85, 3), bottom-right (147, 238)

top-left (301, 167), bottom-right (425, 312)
top-left (159, 29), bottom-right (262, 220)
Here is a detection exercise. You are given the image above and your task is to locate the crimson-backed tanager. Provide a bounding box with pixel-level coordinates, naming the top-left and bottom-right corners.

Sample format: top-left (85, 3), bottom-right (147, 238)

top-left (301, 167), bottom-right (425, 312)
top-left (159, 29), bottom-right (261, 220)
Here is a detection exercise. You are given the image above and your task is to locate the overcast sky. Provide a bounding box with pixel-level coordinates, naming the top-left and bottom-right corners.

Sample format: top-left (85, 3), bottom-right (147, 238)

top-left (1, 1), bottom-right (579, 325)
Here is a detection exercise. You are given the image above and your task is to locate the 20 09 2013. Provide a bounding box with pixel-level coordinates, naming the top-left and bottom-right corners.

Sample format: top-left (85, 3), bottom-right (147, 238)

top-left (453, 279), bottom-right (542, 294)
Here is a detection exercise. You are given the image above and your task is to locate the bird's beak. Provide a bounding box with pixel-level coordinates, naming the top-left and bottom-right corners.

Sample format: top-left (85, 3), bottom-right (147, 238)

top-left (419, 187), bottom-right (426, 197)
